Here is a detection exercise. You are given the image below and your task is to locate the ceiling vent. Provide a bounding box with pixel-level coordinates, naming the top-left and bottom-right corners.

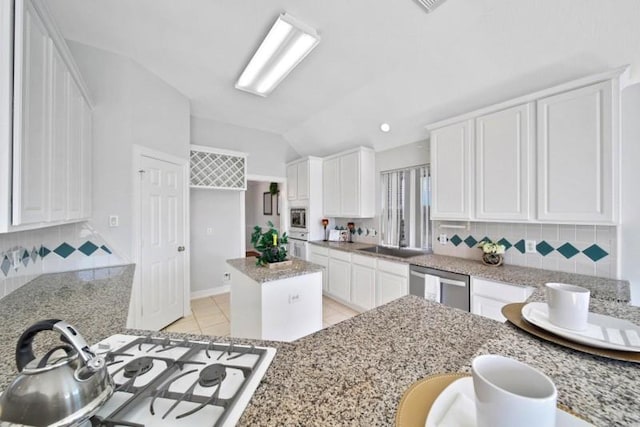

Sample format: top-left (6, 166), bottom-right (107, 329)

top-left (414, 0), bottom-right (447, 13)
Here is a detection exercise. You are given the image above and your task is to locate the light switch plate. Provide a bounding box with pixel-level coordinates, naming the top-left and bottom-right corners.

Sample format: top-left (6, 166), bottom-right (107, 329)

top-left (109, 215), bottom-right (119, 227)
top-left (439, 234), bottom-right (448, 245)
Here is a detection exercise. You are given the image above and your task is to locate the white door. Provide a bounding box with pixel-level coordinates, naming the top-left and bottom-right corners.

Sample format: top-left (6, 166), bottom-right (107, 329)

top-left (537, 81), bottom-right (614, 223)
top-left (340, 152), bottom-right (360, 217)
top-left (430, 120), bottom-right (473, 220)
top-left (475, 104), bottom-right (532, 221)
top-left (286, 164), bottom-right (297, 201)
top-left (377, 271), bottom-right (407, 305)
top-left (66, 80), bottom-right (83, 220)
top-left (49, 49), bottom-right (68, 222)
top-left (328, 258), bottom-right (351, 302)
top-left (323, 157), bottom-right (340, 216)
top-left (139, 154), bottom-right (186, 330)
top-left (296, 161), bottom-right (309, 200)
top-left (351, 263), bottom-right (375, 310)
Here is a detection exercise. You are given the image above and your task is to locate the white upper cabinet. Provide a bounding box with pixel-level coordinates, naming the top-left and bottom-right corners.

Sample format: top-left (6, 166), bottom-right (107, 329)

top-left (296, 160), bottom-right (309, 200)
top-left (323, 147), bottom-right (375, 218)
top-left (431, 120), bottom-right (473, 220)
top-left (286, 163), bottom-right (297, 200)
top-left (475, 104), bottom-right (533, 221)
top-left (427, 67), bottom-right (626, 225)
top-left (286, 158), bottom-right (313, 202)
top-left (4, 0), bottom-right (93, 231)
top-left (537, 81), bottom-right (616, 223)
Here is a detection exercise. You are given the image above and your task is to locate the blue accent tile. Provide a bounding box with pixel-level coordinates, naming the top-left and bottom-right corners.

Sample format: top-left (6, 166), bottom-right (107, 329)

top-left (54, 243), bottom-right (75, 258)
top-left (22, 250), bottom-right (30, 267)
top-left (39, 246), bottom-right (51, 258)
top-left (450, 235), bottom-right (462, 246)
top-left (357, 227), bottom-right (363, 236)
top-left (78, 241), bottom-right (99, 256)
top-left (1, 256), bottom-right (10, 276)
top-left (557, 243), bottom-right (579, 259)
top-left (30, 247), bottom-right (38, 262)
top-left (536, 241), bottom-right (554, 256)
top-left (464, 235), bottom-right (478, 248)
top-left (497, 238), bottom-right (512, 250)
top-left (583, 244), bottom-right (608, 262)
top-left (514, 239), bottom-right (526, 254)
top-left (479, 236), bottom-right (491, 245)
top-left (100, 245), bottom-right (112, 255)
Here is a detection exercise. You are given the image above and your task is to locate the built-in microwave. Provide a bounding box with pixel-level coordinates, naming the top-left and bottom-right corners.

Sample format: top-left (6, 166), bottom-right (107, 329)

top-left (290, 208), bottom-right (307, 229)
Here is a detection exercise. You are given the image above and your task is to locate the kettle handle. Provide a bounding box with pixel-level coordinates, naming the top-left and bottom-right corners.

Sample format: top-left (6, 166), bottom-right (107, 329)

top-left (16, 319), bottom-right (95, 372)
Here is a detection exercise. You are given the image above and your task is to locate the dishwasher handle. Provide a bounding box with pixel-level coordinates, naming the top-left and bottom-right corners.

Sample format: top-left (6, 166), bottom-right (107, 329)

top-left (440, 278), bottom-right (467, 288)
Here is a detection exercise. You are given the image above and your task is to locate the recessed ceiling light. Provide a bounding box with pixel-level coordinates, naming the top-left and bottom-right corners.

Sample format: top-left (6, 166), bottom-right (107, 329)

top-left (380, 123), bottom-right (391, 132)
top-left (236, 13), bottom-right (320, 97)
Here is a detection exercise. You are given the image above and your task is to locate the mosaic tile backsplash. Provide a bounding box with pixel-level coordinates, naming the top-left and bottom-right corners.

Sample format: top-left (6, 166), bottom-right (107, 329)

top-left (0, 222), bottom-right (125, 300)
top-left (433, 221), bottom-right (618, 279)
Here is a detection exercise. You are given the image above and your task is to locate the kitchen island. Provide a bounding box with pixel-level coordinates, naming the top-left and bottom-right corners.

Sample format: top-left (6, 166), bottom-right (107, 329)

top-left (226, 257), bottom-right (324, 342)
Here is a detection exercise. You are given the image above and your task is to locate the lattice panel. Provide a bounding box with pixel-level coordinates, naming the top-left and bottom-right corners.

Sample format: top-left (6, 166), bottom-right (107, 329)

top-left (190, 150), bottom-right (246, 190)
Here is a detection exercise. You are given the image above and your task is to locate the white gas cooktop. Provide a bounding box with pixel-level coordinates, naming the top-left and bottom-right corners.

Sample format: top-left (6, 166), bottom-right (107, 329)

top-left (89, 334), bottom-right (276, 427)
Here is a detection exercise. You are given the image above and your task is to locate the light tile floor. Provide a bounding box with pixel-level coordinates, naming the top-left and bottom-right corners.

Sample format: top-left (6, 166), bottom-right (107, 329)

top-left (163, 293), bottom-right (359, 336)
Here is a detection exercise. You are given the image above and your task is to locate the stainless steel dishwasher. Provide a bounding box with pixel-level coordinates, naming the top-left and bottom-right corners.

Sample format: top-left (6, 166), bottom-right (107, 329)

top-left (409, 265), bottom-right (470, 312)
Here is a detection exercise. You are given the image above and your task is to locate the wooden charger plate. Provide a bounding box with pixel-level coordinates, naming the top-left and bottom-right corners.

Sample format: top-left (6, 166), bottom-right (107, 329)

top-left (395, 373), bottom-right (586, 427)
top-left (502, 303), bottom-right (640, 364)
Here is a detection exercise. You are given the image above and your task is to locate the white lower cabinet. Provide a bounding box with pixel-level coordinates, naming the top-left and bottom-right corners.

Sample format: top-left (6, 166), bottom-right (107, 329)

top-left (376, 259), bottom-right (409, 306)
top-left (308, 249), bottom-right (329, 292)
top-left (328, 250), bottom-right (351, 303)
top-left (351, 255), bottom-right (376, 311)
top-left (471, 277), bottom-right (534, 322)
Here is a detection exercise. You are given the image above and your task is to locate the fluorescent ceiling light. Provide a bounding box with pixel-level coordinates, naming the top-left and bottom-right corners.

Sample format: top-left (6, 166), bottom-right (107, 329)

top-left (236, 13), bottom-right (320, 97)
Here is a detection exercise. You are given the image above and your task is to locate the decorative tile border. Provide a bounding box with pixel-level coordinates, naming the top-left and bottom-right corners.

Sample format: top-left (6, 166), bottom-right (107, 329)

top-left (1, 241), bottom-right (113, 277)
top-left (448, 234), bottom-right (609, 262)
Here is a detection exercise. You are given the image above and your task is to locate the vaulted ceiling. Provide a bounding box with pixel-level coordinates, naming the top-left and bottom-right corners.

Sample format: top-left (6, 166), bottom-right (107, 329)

top-left (48, 0), bottom-right (640, 157)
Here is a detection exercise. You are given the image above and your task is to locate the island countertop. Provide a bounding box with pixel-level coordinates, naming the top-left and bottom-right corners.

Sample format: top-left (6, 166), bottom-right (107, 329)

top-left (226, 256), bottom-right (324, 283)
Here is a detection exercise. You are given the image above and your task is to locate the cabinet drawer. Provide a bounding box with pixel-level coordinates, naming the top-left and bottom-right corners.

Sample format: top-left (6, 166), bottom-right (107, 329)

top-left (377, 259), bottom-right (408, 277)
top-left (472, 278), bottom-right (533, 303)
top-left (309, 245), bottom-right (329, 256)
top-left (352, 254), bottom-right (376, 268)
top-left (329, 249), bottom-right (351, 262)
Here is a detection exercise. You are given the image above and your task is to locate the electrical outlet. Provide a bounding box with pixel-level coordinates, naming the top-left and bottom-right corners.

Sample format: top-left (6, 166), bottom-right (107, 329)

top-left (223, 272), bottom-right (231, 281)
top-left (109, 215), bottom-right (119, 227)
top-left (288, 294), bottom-right (300, 304)
top-left (206, 227), bottom-right (214, 235)
top-left (525, 240), bottom-right (537, 253)
top-left (438, 234), bottom-right (448, 245)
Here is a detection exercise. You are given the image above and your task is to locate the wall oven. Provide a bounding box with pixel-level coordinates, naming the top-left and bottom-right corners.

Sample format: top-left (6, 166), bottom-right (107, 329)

top-left (290, 208), bottom-right (307, 229)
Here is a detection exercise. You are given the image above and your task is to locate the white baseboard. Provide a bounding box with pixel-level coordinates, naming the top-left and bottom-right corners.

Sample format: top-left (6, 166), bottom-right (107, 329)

top-left (190, 285), bottom-right (230, 300)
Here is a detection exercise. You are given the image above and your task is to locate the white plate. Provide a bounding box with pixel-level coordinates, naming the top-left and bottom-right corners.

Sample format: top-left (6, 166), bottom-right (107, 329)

top-left (425, 377), bottom-right (592, 427)
top-left (521, 302), bottom-right (640, 352)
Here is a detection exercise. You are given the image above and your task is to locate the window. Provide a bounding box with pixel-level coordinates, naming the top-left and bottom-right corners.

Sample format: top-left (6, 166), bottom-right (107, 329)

top-left (381, 165), bottom-right (431, 249)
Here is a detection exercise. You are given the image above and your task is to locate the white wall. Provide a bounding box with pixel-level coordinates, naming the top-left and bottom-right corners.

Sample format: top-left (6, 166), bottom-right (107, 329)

top-left (245, 181), bottom-right (282, 249)
top-left (190, 189), bottom-right (242, 295)
top-left (68, 41), bottom-right (191, 261)
top-left (191, 116), bottom-right (299, 177)
top-left (621, 83), bottom-right (640, 305)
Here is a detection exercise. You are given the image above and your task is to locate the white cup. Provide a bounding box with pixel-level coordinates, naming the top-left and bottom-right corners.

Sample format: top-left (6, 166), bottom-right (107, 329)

top-left (545, 282), bottom-right (591, 331)
top-left (472, 355), bottom-right (557, 427)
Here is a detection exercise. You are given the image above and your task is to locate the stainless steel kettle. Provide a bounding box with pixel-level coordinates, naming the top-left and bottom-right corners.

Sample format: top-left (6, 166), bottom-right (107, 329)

top-left (0, 319), bottom-right (114, 426)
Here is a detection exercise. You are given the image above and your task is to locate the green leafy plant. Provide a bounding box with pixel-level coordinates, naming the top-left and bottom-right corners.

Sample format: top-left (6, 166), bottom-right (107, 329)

top-left (250, 221), bottom-right (288, 266)
top-left (269, 182), bottom-right (279, 195)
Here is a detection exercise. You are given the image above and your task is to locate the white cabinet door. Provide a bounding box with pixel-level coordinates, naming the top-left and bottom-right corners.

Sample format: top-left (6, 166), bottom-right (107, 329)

top-left (430, 120), bottom-right (473, 220)
top-left (328, 257), bottom-right (351, 302)
top-left (66, 81), bottom-right (83, 220)
top-left (472, 294), bottom-right (509, 322)
top-left (475, 104), bottom-right (532, 220)
top-left (12, 2), bottom-right (51, 225)
top-left (286, 163), bottom-right (297, 201)
top-left (297, 161), bottom-right (309, 200)
top-left (80, 98), bottom-right (92, 219)
top-left (377, 271), bottom-right (407, 306)
top-left (49, 48), bottom-right (68, 222)
top-left (537, 81), bottom-right (615, 223)
top-left (309, 252), bottom-right (329, 292)
top-left (340, 151), bottom-right (360, 217)
top-left (323, 157), bottom-right (340, 217)
top-left (351, 263), bottom-right (376, 310)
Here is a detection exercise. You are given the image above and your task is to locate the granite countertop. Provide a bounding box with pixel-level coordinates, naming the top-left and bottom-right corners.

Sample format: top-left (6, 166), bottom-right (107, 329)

top-left (0, 265), bottom-right (135, 391)
top-left (310, 241), bottom-right (631, 303)
top-left (227, 257), bottom-right (323, 283)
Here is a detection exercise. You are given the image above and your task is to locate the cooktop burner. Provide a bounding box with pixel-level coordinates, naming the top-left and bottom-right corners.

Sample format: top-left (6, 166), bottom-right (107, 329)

top-left (88, 335), bottom-right (276, 427)
top-left (123, 356), bottom-right (154, 378)
top-left (199, 364), bottom-right (226, 387)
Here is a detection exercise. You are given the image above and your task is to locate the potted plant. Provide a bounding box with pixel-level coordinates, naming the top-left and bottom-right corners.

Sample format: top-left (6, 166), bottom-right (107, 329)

top-left (477, 240), bottom-right (506, 267)
top-left (269, 182), bottom-right (279, 195)
top-left (250, 221), bottom-right (290, 268)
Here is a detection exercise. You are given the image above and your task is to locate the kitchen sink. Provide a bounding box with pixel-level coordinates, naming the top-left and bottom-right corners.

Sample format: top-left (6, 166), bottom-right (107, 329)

top-left (357, 245), bottom-right (430, 259)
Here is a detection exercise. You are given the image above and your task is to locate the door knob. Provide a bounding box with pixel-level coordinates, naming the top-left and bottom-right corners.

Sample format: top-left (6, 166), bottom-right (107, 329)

top-left (177, 246), bottom-right (186, 252)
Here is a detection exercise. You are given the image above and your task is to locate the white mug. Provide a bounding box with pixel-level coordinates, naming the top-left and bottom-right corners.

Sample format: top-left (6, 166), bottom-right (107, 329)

top-left (545, 283), bottom-right (591, 331)
top-left (472, 355), bottom-right (557, 427)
